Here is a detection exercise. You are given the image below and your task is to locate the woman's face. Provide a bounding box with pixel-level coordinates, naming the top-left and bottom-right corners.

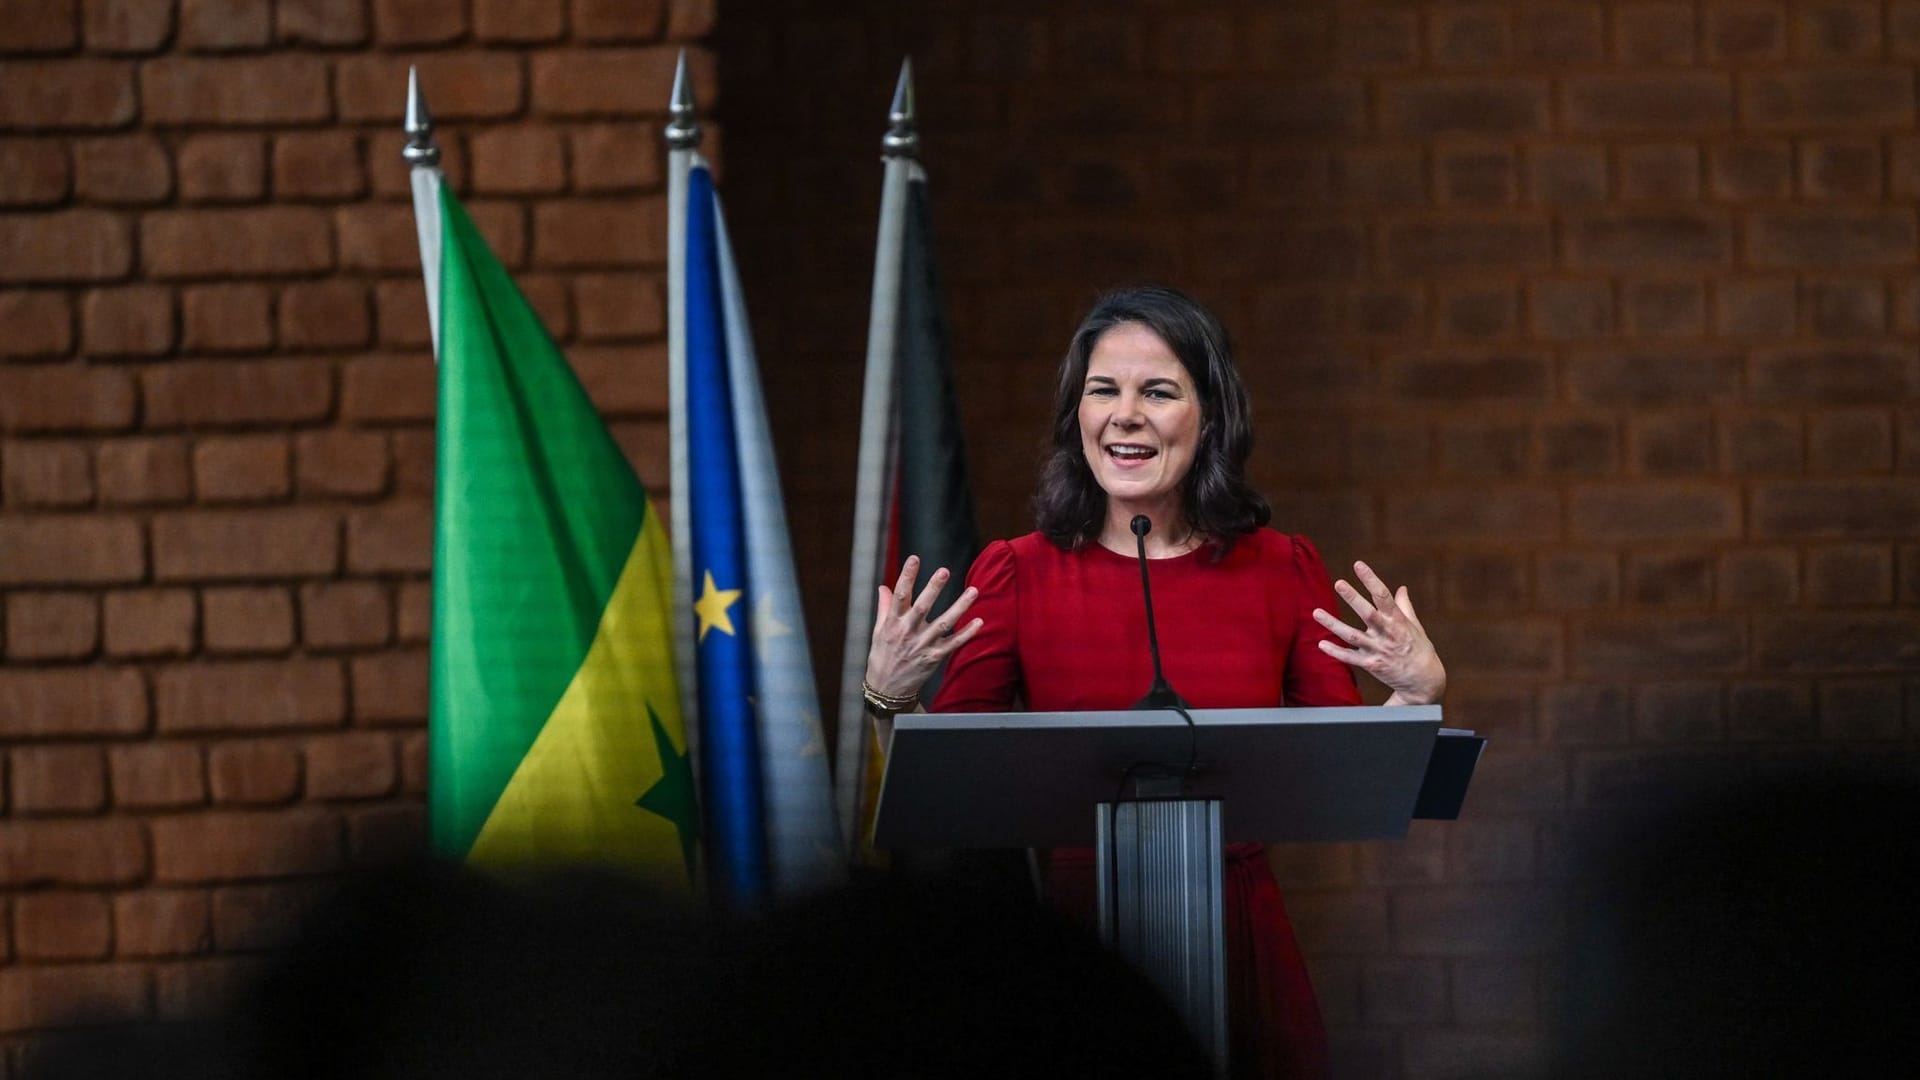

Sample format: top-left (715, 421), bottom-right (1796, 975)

top-left (1077, 322), bottom-right (1201, 514)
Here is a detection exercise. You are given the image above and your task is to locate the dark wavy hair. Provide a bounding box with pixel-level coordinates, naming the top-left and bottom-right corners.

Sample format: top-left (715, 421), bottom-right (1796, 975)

top-left (1033, 285), bottom-right (1270, 555)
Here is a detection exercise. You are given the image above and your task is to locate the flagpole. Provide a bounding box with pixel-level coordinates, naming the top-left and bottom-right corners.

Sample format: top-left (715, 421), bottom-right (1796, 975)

top-left (835, 59), bottom-right (918, 853)
top-left (403, 66), bottom-right (445, 358)
top-left (665, 52), bottom-right (700, 749)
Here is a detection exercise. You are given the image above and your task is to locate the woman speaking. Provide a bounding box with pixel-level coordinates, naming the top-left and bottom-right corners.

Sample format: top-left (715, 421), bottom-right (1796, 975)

top-left (860, 285), bottom-right (1447, 1079)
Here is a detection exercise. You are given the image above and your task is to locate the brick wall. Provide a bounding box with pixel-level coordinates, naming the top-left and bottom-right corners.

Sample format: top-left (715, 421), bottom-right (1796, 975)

top-left (0, 0), bottom-right (711, 1063)
top-left (717, 3), bottom-right (1920, 1077)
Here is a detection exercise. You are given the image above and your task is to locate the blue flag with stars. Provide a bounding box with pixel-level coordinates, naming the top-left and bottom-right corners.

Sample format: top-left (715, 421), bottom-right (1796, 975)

top-left (677, 159), bottom-right (842, 910)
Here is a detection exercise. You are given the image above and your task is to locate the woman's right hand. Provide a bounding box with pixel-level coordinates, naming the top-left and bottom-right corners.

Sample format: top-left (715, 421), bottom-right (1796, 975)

top-left (864, 554), bottom-right (984, 702)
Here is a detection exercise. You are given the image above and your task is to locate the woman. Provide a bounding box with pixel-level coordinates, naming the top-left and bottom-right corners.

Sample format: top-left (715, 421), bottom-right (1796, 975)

top-left (861, 286), bottom-right (1446, 1079)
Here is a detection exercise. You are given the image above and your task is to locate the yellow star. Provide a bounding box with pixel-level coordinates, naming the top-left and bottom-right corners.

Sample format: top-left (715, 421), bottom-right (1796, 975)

top-left (693, 570), bottom-right (742, 642)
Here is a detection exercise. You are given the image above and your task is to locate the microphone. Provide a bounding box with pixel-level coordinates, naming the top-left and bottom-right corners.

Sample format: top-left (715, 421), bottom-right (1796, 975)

top-left (1129, 515), bottom-right (1190, 711)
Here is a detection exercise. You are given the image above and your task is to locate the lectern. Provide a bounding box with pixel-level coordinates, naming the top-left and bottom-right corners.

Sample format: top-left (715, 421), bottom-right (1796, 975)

top-left (872, 705), bottom-right (1482, 1073)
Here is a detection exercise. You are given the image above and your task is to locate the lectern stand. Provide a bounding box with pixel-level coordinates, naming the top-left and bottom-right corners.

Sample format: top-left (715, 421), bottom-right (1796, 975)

top-left (871, 705), bottom-right (1479, 1074)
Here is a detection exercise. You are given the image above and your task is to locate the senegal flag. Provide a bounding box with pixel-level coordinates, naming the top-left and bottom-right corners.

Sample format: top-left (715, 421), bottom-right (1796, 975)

top-left (424, 184), bottom-right (697, 886)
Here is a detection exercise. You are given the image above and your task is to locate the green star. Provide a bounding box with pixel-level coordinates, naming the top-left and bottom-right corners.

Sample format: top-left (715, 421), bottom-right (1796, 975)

top-left (635, 702), bottom-right (699, 883)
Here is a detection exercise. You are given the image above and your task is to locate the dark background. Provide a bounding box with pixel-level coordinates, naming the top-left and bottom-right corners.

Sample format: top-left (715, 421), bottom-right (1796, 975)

top-left (3, 1), bottom-right (1918, 1076)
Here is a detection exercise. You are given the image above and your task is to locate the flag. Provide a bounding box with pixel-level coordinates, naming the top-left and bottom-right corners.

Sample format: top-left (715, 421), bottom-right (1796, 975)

top-left (834, 151), bottom-right (982, 855)
top-left (670, 153), bottom-right (842, 910)
top-left (422, 184), bottom-right (696, 886)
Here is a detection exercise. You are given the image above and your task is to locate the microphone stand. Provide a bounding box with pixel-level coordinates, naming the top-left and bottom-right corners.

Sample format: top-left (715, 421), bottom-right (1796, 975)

top-left (1129, 514), bottom-right (1191, 712)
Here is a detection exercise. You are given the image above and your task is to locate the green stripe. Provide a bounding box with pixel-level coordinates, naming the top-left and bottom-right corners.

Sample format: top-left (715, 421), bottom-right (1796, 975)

top-left (429, 187), bottom-right (648, 857)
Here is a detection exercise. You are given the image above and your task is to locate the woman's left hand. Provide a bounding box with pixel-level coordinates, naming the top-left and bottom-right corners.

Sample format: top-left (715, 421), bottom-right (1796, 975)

top-left (1313, 561), bottom-right (1446, 706)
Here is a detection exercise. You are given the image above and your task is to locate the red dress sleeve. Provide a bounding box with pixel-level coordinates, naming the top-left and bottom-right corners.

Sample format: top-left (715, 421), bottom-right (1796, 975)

top-left (928, 540), bottom-right (1021, 713)
top-left (1282, 534), bottom-right (1363, 708)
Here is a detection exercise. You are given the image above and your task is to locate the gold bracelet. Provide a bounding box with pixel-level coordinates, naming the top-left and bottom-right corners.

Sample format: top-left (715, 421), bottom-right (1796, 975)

top-left (862, 679), bottom-right (919, 716)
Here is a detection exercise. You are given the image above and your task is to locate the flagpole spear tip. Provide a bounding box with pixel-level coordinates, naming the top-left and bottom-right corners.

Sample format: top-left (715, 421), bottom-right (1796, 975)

top-left (882, 56), bottom-right (918, 160)
top-left (665, 48), bottom-right (702, 150)
top-left (402, 65), bottom-right (440, 167)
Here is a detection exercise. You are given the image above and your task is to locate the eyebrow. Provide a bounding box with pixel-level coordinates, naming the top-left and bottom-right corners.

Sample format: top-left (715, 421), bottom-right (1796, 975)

top-left (1083, 375), bottom-right (1184, 389)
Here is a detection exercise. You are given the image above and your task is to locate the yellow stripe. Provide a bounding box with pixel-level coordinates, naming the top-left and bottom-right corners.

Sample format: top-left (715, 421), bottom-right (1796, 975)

top-left (467, 519), bottom-right (694, 890)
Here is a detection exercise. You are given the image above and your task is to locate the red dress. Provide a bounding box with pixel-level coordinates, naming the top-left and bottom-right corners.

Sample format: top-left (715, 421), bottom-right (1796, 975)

top-left (930, 529), bottom-right (1361, 1080)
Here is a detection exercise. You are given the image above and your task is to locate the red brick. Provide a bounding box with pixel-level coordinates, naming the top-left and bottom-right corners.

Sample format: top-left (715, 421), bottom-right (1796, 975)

top-left (1430, 7), bottom-right (1511, 66)
top-left (1436, 282), bottom-right (1517, 335)
top-left (1576, 615), bottom-right (1747, 673)
top-left (96, 436), bottom-right (190, 506)
top-left (153, 955), bottom-right (272, 1020)
top-left (1436, 146), bottom-right (1517, 205)
top-left (341, 355), bottom-right (436, 423)
top-left (13, 892), bottom-right (111, 960)
top-left (1720, 546), bottom-right (1799, 606)
top-left (1615, 3), bottom-right (1696, 63)
top-left (0, 210), bottom-right (135, 283)
top-left (1360, 957), bottom-right (1447, 1023)
top-left (1529, 280), bottom-right (1611, 338)
top-left (83, 0), bottom-right (173, 51)
top-left (1384, 220), bottom-right (1552, 275)
top-left (347, 803), bottom-right (427, 866)
top-left (298, 581), bottom-right (391, 650)
top-left (1620, 279), bottom-right (1705, 337)
top-left (201, 586), bottom-right (295, 654)
top-left (472, 0), bottom-right (563, 41)
top-left (142, 208), bottom-right (333, 278)
top-left (1729, 680), bottom-right (1816, 740)
top-left (0, 61), bottom-right (136, 130)
top-left (294, 430), bottom-right (389, 498)
top-left (2, 439), bottom-right (93, 508)
top-left (304, 732), bottom-right (396, 800)
top-left (572, 345), bottom-right (667, 416)
top-left (1804, 278), bottom-right (1885, 335)
top-left (372, 0), bottom-right (464, 43)
top-left (1569, 483), bottom-right (1740, 539)
top-left (102, 588), bottom-right (197, 658)
top-left (278, 281), bottom-right (370, 349)
top-left (395, 581), bottom-right (430, 642)
top-left (1150, 13), bottom-right (1237, 72)
top-left (1385, 487), bottom-right (1560, 544)
top-left (1631, 410), bottom-right (1716, 473)
top-left (0, 963), bottom-right (151, 1032)
top-left (180, 283), bottom-right (273, 351)
top-left (530, 46), bottom-right (690, 116)
top-left (350, 649), bottom-right (427, 724)
top-left (114, 890), bottom-right (211, 957)
top-left (1446, 819), bottom-right (1537, 885)
top-left (389, 430), bottom-right (435, 494)
top-left (1708, 2), bottom-right (1786, 61)
top-left (1567, 210), bottom-right (1732, 269)
top-left (109, 743), bottom-right (206, 809)
top-left (80, 285), bottom-right (174, 356)
top-left (1627, 550), bottom-right (1715, 605)
top-left (1753, 479), bottom-right (1920, 537)
top-left (212, 880), bottom-right (334, 951)
top-left (207, 740), bottom-right (302, 804)
top-left (0, 516), bottom-right (144, 584)
top-left (398, 730), bottom-right (427, 792)
top-left (1520, 5), bottom-right (1604, 63)
top-left (1380, 78), bottom-right (1549, 136)
top-left (1808, 408), bottom-right (1892, 471)
top-left (1618, 142), bottom-right (1699, 200)
top-left (1806, 542), bottom-right (1892, 605)
top-left (335, 53), bottom-right (523, 122)
top-left (143, 360), bottom-right (333, 427)
top-left (152, 508), bottom-right (339, 580)
top-left (333, 203), bottom-right (422, 274)
top-left (1716, 277), bottom-right (1797, 335)
top-left (1820, 678), bottom-right (1904, 740)
top-left (0, 0), bottom-right (79, 51)
top-left (1758, 613), bottom-right (1920, 671)
top-left (156, 659), bottom-right (345, 733)
top-left (150, 809), bottom-right (342, 882)
top-left (1750, 345), bottom-right (1912, 404)
top-left (345, 501), bottom-right (433, 573)
top-left (469, 126), bottom-right (565, 195)
top-left (532, 198), bottom-right (666, 268)
top-left (176, 134), bottom-right (265, 203)
top-left (276, 0), bottom-right (368, 44)
top-left (1710, 138), bottom-right (1793, 199)
top-left (1563, 73), bottom-right (1733, 131)
top-left (1536, 551), bottom-right (1620, 609)
top-left (0, 818), bottom-right (148, 887)
top-left (1540, 418), bottom-right (1619, 476)
top-left (1528, 143), bottom-right (1609, 204)
top-left (373, 279), bottom-right (431, 348)
top-left (71, 135), bottom-right (171, 206)
top-left (141, 56), bottom-right (331, 125)
top-left (1799, 137), bottom-right (1881, 199)
top-left (178, 0), bottom-right (271, 50)
top-left (4, 592), bottom-right (98, 661)
top-left (665, 0), bottom-right (713, 39)
top-left (1434, 617), bottom-right (1564, 676)
top-left (1746, 209), bottom-right (1916, 268)
top-left (273, 132), bottom-right (367, 201)
top-left (9, 746), bottom-right (107, 815)
top-left (1385, 351), bottom-right (1553, 404)
top-left (0, 290), bottom-right (73, 356)
top-left (1632, 680), bottom-right (1725, 741)
top-left (1741, 68), bottom-right (1913, 129)
top-left (1436, 420), bottom-right (1529, 475)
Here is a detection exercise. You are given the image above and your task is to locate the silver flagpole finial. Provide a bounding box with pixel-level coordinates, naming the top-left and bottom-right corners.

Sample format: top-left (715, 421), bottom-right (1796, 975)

top-left (882, 57), bottom-right (917, 159)
top-left (402, 65), bottom-right (440, 167)
top-left (665, 49), bottom-right (701, 150)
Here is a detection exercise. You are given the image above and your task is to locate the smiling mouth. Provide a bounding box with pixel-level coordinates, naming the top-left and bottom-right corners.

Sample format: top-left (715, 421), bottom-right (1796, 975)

top-left (1105, 444), bottom-right (1157, 462)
